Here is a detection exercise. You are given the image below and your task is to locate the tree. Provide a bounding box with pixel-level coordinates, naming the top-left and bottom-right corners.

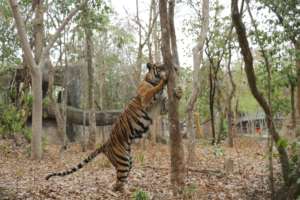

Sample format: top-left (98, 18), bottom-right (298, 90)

top-left (82, 5), bottom-right (97, 150)
top-left (159, 0), bottom-right (185, 194)
top-left (204, 3), bottom-right (231, 144)
top-left (226, 40), bottom-right (236, 147)
top-left (9, 0), bottom-right (85, 159)
top-left (231, 0), bottom-right (300, 198)
top-left (186, 0), bottom-right (209, 165)
top-left (257, 0), bottom-right (299, 135)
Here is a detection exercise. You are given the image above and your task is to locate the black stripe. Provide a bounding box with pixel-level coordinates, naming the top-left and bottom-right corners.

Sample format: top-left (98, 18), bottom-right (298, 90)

top-left (117, 169), bottom-right (129, 173)
top-left (114, 152), bottom-right (129, 163)
top-left (118, 176), bottom-right (128, 182)
top-left (116, 159), bottom-right (129, 167)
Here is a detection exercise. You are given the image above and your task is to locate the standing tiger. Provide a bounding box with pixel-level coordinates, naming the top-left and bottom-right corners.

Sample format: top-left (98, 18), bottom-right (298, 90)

top-left (46, 63), bottom-right (168, 192)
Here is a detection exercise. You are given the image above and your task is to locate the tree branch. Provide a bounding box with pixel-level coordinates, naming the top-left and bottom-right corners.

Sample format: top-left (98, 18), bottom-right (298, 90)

top-left (9, 0), bottom-right (38, 72)
top-left (40, 1), bottom-right (87, 67)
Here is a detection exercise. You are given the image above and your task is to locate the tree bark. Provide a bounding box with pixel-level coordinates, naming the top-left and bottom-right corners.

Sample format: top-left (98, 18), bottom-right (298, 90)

top-left (226, 42), bottom-right (235, 147)
top-left (208, 62), bottom-right (216, 144)
top-left (290, 82), bottom-right (296, 130)
top-left (296, 42), bottom-right (300, 137)
top-left (159, 0), bottom-right (185, 194)
top-left (85, 26), bottom-right (97, 150)
top-left (186, 0), bottom-right (209, 165)
top-left (231, 0), bottom-right (290, 185)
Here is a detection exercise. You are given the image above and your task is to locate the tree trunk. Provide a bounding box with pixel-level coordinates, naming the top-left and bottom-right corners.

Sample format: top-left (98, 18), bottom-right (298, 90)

top-left (231, 0), bottom-right (290, 185)
top-left (31, 68), bottom-right (43, 159)
top-left (150, 0), bottom-right (162, 143)
top-left (296, 41), bottom-right (300, 137)
top-left (135, 0), bottom-right (143, 86)
top-left (153, 0), bottom-right (161, 64)
top-left (290, 82), bottom-right (296, 130)
top-left (9, 0), bottom-right (43, 160)
top-left (186, 0), bottom-right (209, 166)
top-left (31, 0), bottom-right (44, 159)
top-left (85, 27), bottom-right (97, 150)
top-left (226, 42), bottom-right (235, 147)
top-left (159, 0), bottom-right (185, 194)
top-left (209, 63), bottom-right (216, 144)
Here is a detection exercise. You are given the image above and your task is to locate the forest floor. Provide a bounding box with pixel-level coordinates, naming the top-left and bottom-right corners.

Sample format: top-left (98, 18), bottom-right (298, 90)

top-left (0, 135), bottom-right (281, 200)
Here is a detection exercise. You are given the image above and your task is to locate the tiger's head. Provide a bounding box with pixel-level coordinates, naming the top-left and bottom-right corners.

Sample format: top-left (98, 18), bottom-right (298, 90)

top-left (134, 63), bottom-right (168, 110)
top-left (144, 63), bottom-right (168, 86)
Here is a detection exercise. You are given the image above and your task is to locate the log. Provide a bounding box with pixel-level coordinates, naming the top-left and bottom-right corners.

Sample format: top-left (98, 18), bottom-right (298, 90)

top-left (45, 106), bottom-right (121, 126)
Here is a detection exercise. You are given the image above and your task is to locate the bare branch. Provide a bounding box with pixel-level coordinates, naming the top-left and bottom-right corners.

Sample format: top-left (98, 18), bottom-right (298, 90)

top-left (9, 0), bottom-right (37, 71)
top-left (41, 1), bottom-right (87, 66)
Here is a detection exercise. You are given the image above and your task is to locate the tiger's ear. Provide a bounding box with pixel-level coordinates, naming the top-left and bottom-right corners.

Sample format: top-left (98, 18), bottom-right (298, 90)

top-left (146, 63), bottom-right (152, 71)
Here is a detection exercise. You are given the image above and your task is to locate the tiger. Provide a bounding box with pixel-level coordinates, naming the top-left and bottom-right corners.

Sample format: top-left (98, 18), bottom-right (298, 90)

top-left (45, 63), bottom-right (168, 192)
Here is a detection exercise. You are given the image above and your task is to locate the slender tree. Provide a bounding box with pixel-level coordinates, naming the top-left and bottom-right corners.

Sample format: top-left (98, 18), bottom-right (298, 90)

top-left (159, 0), bottom-right (185, 194)
top-left (186, 0), bottom-right (209, 165)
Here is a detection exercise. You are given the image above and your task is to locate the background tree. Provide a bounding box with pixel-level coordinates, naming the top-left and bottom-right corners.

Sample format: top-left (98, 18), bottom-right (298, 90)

top-left (8, 0), bottom-right (85, 159)
top-left (186, 0), bottom-right (209, 165)
top-left (204, 2), bottom-right (231, 144)
top-left (256, 0), bottom-right (299, 136)
top-left (231, 0), bottom-right (300, 198)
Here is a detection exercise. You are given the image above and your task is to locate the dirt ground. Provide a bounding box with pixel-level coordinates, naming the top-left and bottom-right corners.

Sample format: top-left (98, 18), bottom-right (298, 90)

top-left (0, 136), bottom-right (280, 200)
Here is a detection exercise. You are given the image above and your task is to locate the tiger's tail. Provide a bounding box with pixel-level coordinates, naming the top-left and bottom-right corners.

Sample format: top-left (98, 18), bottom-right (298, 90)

top-left (45, 145), bottom-right (105, 180)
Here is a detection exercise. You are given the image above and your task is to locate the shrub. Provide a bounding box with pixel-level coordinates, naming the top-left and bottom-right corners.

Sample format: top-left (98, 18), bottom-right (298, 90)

top-left (132, 189), bottom-right (150, 200)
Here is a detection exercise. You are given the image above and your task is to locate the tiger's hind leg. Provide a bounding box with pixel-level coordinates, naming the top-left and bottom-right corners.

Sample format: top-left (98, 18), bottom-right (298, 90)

top-left (112, 161), bottom-right (131, 193)
top-left (112, 170), bottom-right (130, 193)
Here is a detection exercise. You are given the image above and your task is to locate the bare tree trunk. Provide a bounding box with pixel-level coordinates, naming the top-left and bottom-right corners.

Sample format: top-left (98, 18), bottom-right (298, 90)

top-left (159, 0), bottom-right (185, 194)
top-left (10, 0), bottom-right (43, 160)
top-left (85, 27), bottom-right (97, 150)
top-left (208, 63), bottom-right (216, 144)
top-left (153, 0), bottom-right (161, 64)
top-left (296, 42), bottom-right (300, 137)
top-left (290, 83), bottom-right (296, 130)
top-left (31, 68), bottom-right (43, 159)
top-left (33, 0), bottom-right (44, 63)
top-left (186, 0), bottom-right (209, 166)
top-left (135, 0), bottom-right (143, 86)
top-left (32, 0), bottom-right (44, 159)
top-left (231, 0), bottom-right (290, 185)
top-left (95, 34), bottom-right (108, 144)
top-left (150, 1), bottom-right (163, 143)
top-left (226, 42), bottom-right (235, 147)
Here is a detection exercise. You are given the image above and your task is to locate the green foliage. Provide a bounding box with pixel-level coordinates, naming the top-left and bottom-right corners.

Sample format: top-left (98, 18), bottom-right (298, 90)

top-left (78, 0), bottom-right (111, 31)
top-left (182, 183), bottom-right (198, 199)
top-left (135, 152), bottom-right (145, 166)
top-left (289, 141), bottom-right (300, 173)
top-left (0, 102), bottom-right (31, 140)
top-left (132, 189), bottom-right (150, 200)
top-left (0, 104), bottom-right (23, 137)
top-left (276, 138), bottom-right (288, 148)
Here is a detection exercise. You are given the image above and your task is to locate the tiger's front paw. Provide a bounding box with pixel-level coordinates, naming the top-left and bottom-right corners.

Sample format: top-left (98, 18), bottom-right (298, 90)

top-left (174, 86), bottom-right (183, 99)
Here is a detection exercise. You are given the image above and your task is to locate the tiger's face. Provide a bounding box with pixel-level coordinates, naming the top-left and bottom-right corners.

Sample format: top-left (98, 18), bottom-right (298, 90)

top-left (144, 63), bottom-right (168, 86)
